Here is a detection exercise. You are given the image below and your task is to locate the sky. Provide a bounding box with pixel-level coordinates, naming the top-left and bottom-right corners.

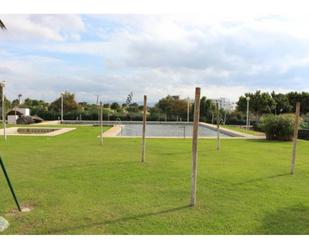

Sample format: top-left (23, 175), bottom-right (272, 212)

top-left (0, 14), bottom-right (309, 104)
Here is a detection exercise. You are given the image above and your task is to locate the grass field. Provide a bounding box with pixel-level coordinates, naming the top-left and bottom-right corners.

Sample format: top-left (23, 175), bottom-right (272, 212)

top-left (222, 125), bottom-right (265, 136)
top-left (0, 125), bottom-right (309, 234)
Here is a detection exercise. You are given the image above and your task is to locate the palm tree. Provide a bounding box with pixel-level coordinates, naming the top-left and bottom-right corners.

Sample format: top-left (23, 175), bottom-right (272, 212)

top-left (0, 19), bottom-right (6, 30)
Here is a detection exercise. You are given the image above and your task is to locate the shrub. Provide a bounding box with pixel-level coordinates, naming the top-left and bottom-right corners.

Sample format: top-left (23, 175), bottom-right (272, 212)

top-left (301, 113), bottom-right (309, 129)
top-left (259, 114), bottom-right (297, 141)
top-left (225, 111), bottom-right (246, 125)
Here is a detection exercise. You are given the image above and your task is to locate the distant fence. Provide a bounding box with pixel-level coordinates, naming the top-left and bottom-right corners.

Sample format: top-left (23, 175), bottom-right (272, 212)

top-left (61, 120), bottom-right (193, 125)
top-left (298, 129), bottom-right (309, 140)
top-left (61, 120), bottom-right (244, 137)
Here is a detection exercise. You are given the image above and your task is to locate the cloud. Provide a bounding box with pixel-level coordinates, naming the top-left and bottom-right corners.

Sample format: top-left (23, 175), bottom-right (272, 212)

top-left (0, 14), bottom-right (85, 41)
top-left (1, 14), bottom-right (309, 104)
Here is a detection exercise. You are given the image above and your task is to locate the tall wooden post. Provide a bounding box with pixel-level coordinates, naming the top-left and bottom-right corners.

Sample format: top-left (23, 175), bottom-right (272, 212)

top-left (141, 95), bottom-right (147, 163)
top-left (0, 82), bottom-right (7, 141)
top-left (60, 93), bottom-right (64, 123)
top-left (290, 102), bottom-right (300, 175)
top-left (216, 102), bottom-right (220, 150)
top-left (190, 87), bottom-right (201, 207)
top-left (100, 101), bottom-right (103, 145)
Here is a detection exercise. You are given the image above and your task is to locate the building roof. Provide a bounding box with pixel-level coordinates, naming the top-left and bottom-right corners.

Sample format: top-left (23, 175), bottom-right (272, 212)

top-left (7, 110), bottom-right (24, 116)
top-left (32, 115), bottom-right (44, 121)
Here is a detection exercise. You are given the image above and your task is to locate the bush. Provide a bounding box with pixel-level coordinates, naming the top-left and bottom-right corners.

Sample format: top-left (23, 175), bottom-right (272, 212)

top-left (225, 111), bottom-right (246, 125)
top-left (301, 113), bottom-right (309, 129)
top-left (259, 114), bottom-right (296, 141)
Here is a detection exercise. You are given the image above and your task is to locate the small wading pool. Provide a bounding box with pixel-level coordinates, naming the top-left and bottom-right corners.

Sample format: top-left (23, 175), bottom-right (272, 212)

top-left (17, 128), bottom-right (59, 134)
top-left (116, 123), bottom-right (240, 138)
top-left (0, 127), bottom-right (76, 136)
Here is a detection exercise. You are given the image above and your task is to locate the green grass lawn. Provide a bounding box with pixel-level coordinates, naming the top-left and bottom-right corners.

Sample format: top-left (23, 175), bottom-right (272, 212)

top-left (0, 125), bottom-right (309, 234)
top-left (222, 125), bottom-right (265, 136)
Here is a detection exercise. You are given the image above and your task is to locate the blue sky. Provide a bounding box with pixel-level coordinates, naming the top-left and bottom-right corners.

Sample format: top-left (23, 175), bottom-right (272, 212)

top-left (0, 14), bottom-right (309, 104)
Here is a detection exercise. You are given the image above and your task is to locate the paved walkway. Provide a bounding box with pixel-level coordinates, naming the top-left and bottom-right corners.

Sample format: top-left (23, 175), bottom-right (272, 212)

top-left (0, 127), bottom-right (76, 136)
top-left (31, 120), bottom-right (61, 126)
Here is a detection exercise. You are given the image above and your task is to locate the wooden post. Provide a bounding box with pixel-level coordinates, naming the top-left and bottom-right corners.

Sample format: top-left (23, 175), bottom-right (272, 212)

top-left (60, 93), bottom-right (64, 123)
top-left (0, 82), bottom-right (7, 141)
top-left (141, 95), bottom-right (147, 163)
top-left (216, 102), bottom-right (220, 150)
top-left (100, 101), bottom-right (103, 145)
top-left (190, 87), bottom-right (201, 207)
top-left (290, 102), bottom-right (300, 175)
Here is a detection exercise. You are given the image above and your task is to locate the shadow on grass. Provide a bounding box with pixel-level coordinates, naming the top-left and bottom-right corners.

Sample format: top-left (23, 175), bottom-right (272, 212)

top-left (233, 173), bottom-right (290, 186)
top-left (255, 204), bottom-right (309, 234)
top-left (48, 204), bottom-right (190, 234)
top-left (244, 139), bottom-right (291, 144)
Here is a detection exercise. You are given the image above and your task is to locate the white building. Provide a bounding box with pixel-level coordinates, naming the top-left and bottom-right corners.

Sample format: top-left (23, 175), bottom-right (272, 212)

top-left (210, 98), bottom-right (234, 111)
top-left (15, 107), bottom-right (30, 116)
top-left (7, 108), bottom-right (30, 124)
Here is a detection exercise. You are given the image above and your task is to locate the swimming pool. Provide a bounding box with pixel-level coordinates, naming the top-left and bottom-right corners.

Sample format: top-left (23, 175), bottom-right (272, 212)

top-left (116, 123), bottom-right (239, 138)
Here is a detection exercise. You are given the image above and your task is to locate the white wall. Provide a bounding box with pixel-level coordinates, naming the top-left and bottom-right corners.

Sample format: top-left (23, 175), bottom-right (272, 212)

top-left (15, 108), bottom-right (30, 116)
top-left (7, 115), bottom-right (18, 124)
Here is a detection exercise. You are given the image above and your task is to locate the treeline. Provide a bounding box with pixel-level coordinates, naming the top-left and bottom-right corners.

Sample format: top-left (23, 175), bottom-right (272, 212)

top-left (237, 91), bottom-right (309, 122)
top-left (4, 90), bottom-right (309, 124)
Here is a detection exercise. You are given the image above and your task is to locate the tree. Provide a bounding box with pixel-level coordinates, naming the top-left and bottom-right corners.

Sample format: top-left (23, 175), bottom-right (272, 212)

top-left (11, 99), bottom-right (20, 108)
top-left (21, 98), bottom-right (49, 110)
top-left (155, 95), bottom-right (187, 120)
top-left (110, 102), bottom-right (120, 111)
top-left (127, 102), bottom-right (139, 113)
top-left (237, 91), bottom-right (275, 122)
top-left (50, 91), bottom-right (79, 113)
top-left (156, 95), bottom-right (174, 116)
top-left (287, 92), bottom-right (309, 114)
top-left (78, 102), bottom-right (88, 111)
top-left (200, 96), bottom-right (216, 122)
top-left (300, 92), bottom-right (309, 114)
top-left (125, 92), bottom-right (133, 106)
top-left (148, 106), bottom-right (163, 120)
top-left (271, 91), bottom-right (292, 114)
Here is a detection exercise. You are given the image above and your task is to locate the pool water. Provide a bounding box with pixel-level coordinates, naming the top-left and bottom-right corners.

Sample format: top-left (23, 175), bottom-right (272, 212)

top-left (17, 128), bottom-right (59, 134)
top-left (118, 124), bottom-right (231, 137)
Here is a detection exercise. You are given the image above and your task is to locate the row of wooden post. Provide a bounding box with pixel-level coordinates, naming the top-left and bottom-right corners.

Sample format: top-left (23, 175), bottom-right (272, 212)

top-left (139, 88), bottom-right (301, 207)
top-left (0, 84), bottom-right (302, 208)
top-left (139, 88), bottom-right (199, 206)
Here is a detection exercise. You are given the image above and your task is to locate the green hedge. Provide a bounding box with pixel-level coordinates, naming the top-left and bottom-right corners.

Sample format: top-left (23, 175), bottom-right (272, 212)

top-left (259, 114), bottom-right (296, 141)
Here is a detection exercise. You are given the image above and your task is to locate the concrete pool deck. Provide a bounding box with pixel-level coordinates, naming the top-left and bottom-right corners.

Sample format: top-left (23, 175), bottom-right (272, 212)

top-left (0, 127), bottom-right (76, 136)
top-left (200, 123), bottom-right (264, 139)
top-left (100, 122), bottom-right (265, 139)
top-left (102, 125), bottom-right (124, 137)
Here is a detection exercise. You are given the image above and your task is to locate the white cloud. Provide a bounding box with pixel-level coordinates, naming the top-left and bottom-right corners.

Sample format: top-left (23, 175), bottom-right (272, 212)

top-left (0, 14), bottom-right (85, 41)
top-left (2, 14), bottom-right (309, 103)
